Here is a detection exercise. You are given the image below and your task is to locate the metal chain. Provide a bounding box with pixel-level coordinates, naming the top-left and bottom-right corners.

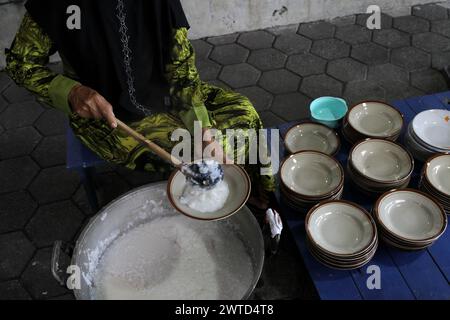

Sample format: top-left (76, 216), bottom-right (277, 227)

top-left (116, 0), bottom-right (152, 116)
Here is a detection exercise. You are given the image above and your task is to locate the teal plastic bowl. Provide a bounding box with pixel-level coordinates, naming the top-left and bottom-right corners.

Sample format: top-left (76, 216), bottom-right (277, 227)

top-left (310, 97), bottom-right (348, 129)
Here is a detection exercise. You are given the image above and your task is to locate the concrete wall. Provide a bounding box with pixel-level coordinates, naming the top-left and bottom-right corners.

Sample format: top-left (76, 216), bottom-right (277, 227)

top-left (0, 0), bottom-right (445, 68)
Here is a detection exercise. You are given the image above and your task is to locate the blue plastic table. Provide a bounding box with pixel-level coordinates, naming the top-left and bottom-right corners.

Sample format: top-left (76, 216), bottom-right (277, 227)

top-left (277, 91), bottom-right (450, 300)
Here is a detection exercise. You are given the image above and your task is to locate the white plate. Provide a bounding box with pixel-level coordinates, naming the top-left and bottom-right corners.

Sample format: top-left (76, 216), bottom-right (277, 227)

top-left (425, 154), bottom-right (450, 196)
top-left (351, 139), bottom-right (413, 182)
top-left (306, 201), bottom-right (376, 255)
top-left (376, 190), bottom-right (447, 242)
top-left (412, 109), bottom-right (450, 150)
top-left (284, 123), bottom-right (340, 155)
top-left (348, 102), bottom-right (403, 137)
top-left (281, 151), bottom-right (343, 197)
top-left (167, 164), bottom-right (251, 221)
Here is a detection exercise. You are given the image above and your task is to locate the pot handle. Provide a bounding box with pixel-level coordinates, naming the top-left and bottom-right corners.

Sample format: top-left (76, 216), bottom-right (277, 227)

top-left (51, 240), bottom-right (74, 287)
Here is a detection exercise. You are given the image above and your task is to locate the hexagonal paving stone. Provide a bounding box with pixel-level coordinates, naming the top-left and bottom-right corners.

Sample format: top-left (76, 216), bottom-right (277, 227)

top-left (298, 21), bottom-right (336, 40)
top-left (413, 32), bottom-right (450, 53)
top-left (2, 85), bottom-right (34, 104)
top-left (258, 111), bottom-right (285, 128)
top-left (34, 109), bottom-right (68, 136)
top-left (207, 79), bottom-right (230, 90)
top-left (21, 248), bottom-right (70, 299)
top-left (271, 93), bottom-right (311, 121)
top-left (259, 70), bottom-right (301, 94)
top-left (219, 63), bottom-right (261, 88)
top-left (0, 101), bottom-right (44, 130)
top-left (207, 33), bottom-right (239, 46)
top-left (0, 232), bottom-right (35, 281)
top-left (31, 135), bottom-right (66, 168)
top-left (237, 87), bottom-right (273, 112)
top-left (267, 23), bottom-right (299, 36)
top-left (247, 48), bottom-right (287, 71)
top-left (238, 30), bottom-right (275, 49)
top-left (393, 16), bottom-right (430, 34)
top-left (373, 29), bottom-right (410, 48)
top-left (351, 43), bottom-right (389, 65)
top-left (311, 39), bottom-right (350, 60)
top-left (0, 280), bottom-right (32, 300)
top-left (356, 13), bottom-right (393, 29)
top-left (0, 157), bottom-right (39, 194)
top-left (95, 172), bottom-right (131, 207)
top-left (327, 58), bottom-right (367, 82)
top-left (286, 53), bottom-right (327, 77)
top-left (0, 191), bottom-right (37, 234)
top-left (431, 20), bottom-right (450, 38)
top-left (383, 81), bottom-right (425, 102)
top-left (411, 69), bottom-right (448, 93)
top-left (367, 63), bottom-right (409, 85)
top-left (344, 80), bottom-right (386, 106)
top-left (25, 200), bottom-right (84, 247)
top-left (274, 33), bottom-right (312, 55)
top-left (0, 127), bottom-right (42, 160)
top-left (210, 43), bottom-right (249, 65)
top-left (191, 39), bottom-right (212, 60)
top-left (0, 95), bottom-right (7, 114)
top-left (72, 186), bottom-right (94, 216)
top-left (0, 72), bottom-right (12, 93)
top-left (196, 59), bottom-right (221, 81)
top-left (331, 15), bottom-right (356, 26)
top-left (391, 46), bottom-right (431, 71)
top-left (412, 4), bottom-right (448, 21)
top-left (300, 74), bottom-right (343, 99)
top-left (335, 24), bottom-right (372, 45)
top-left (432, 51), bottom-right (450, 70)
top-left (29, 166), bottom-right (80, 204)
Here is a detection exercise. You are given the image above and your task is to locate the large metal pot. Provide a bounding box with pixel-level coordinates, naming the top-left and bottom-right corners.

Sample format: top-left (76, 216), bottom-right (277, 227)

top-left (55, 182), bottom-right (264, 300)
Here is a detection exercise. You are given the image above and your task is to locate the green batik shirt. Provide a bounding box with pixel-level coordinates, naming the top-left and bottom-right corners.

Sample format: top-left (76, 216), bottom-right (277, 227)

top-left (5, 13), bottom-right (211, 133)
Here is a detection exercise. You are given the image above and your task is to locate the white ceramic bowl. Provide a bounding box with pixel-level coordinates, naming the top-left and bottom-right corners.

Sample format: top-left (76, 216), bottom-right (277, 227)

top-left (350, 139), bottom-right (413, 183)
top-left (375, 190), bottom-right (447, 242)
top-left (284, 122), bottom-right (340, 155)
top-left (348, 101), bottom-right (403, 138)
top-left (412, 109), bottom-right (450, 150)
top-left (306, 201), bottom-right (376, 255)
top-left (425, 154), bottom-right (450, 196)
top-left (281, 151), bottom-right (344, 198)
top-left (167, 164), bottom-right (251, 221)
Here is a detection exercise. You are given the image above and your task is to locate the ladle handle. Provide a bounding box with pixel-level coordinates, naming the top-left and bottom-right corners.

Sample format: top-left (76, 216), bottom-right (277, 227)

top-left (116, 119), bottom-right (182, 167)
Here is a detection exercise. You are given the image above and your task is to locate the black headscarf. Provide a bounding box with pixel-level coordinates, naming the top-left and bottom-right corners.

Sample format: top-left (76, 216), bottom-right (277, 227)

top-left (25, 0), bottom-right (190, 120)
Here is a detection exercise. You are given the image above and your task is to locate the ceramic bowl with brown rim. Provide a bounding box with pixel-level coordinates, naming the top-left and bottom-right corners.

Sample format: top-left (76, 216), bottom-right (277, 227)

top-left (284, 122), bottom-right (341, 156)
top-left (305, 200), bottom-right (378, 269)
top-left (167, 164), bottom-right (251, 221)
top-left (373, 189), bottom-right (447, 250)
top-left (349, 139), bottom-right (414, 185)
top-left (280, 151), bottom-right (344, 200)
top-left (343, 101), bottom-right (403, 144)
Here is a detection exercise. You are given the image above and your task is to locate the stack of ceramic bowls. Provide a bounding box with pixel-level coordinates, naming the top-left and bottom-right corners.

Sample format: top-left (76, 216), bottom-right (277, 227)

top-left (419, 154), bottom-right (450, 215)
top-left (306, 201), bottom-right (378, 270)
top-left (374, 190), bottom-right (447, 250)
top-left (342, 101), bottom-right (404, 144)
top-left (280, 151), bottom-right (344, 211)
top-left (348, 139), bottom-right (414, 194)
top-left (284, 122), bottom-right (341, 156)
top-left (404, 109), bottom-right (450, 162)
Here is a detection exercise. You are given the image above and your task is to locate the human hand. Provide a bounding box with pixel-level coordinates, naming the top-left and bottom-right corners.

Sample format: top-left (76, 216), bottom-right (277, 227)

top-left (68, 84), bottom-right (117, 128)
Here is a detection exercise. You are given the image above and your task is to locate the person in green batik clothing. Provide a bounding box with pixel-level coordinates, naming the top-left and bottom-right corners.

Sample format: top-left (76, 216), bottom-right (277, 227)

top-left (6, 0), bottom-right (276, 214)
